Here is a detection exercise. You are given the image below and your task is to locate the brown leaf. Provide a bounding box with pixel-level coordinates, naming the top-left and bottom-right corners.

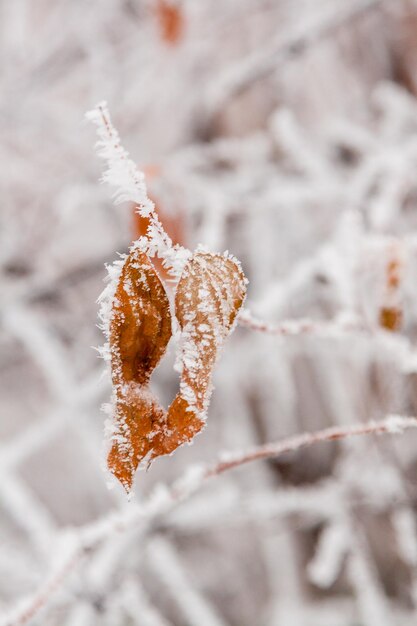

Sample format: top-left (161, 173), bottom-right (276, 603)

top-left (379, 245), bottom-right (403, 333)
top-left (108, 247), bottom-right (172, 492)
top-left (107, 248), bottom-right (247, 490)
top-left (379, 306), bottom-right (403, 332)
top-left (154, 0), bottom-right (184, 46)
top-left (152, 251), bottom-right (247, 458)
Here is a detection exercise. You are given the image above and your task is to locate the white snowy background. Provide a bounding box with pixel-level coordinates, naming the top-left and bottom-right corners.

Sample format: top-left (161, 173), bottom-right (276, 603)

top-left (3, 0), bottom-right (417, 624)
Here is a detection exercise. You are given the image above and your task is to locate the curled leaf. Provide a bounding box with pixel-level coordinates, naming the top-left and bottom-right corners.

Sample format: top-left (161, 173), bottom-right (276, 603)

top-left (152, 251), bottom-right (247, 457)
top-left (108, 247), bottom-right (172, 492)
top-left (90, 101), bottom-right (247, 492)
top-left (107, 248), bottom-right (247, 490)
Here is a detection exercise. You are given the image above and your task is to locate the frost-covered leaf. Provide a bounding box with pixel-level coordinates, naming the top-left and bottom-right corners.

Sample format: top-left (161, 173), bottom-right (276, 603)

top-left (151, 251), bottom-right (247, 458)
top-left (107, 248), bottom-right (247, 489)
top-left (108, 246), bottom-right (172, 492)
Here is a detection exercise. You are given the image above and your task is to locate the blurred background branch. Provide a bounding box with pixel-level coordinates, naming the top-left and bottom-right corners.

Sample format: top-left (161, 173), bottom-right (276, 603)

top-left (3, 1), bottom-right (417, 625)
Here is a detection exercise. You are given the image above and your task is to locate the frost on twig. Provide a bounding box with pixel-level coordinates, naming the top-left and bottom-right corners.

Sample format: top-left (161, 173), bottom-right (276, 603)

top-left (204, 415), bottom-right (417, 477)
top-left (106, 248), bottom-right (172, 492)
top-left (86, 101), bottom-right (190, 279)
top-left (164, 250), bottom-right (247, 454)
top-left (147, 537), bottom-right (226, 626)
top-left (308, 518), bottom-right (350, 588)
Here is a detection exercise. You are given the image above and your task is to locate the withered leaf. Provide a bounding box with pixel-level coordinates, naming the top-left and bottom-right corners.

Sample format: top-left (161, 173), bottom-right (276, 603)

top-left (155, 0), bottom-right (184, 46)
top-left (379, 306), bottom-right (403, 332)
top-left (108, 247), bottom-right (172, 492)
top-left (152, 251), bottom-right (247, 458)
top-left (107, 248), bottom-right (247, 491)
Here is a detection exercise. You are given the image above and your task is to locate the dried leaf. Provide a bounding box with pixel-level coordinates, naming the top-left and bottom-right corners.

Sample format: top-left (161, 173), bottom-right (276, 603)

top-left (107, 248), bottom-right (246, 490)
top-left (155, 0), bottom-right (184, 46)
top-left (379, 246), bottom-right (403, 332)
top-left (133, 207), bottom-right (186, 260)
top-left (108, 247), bottom-right (172, 492)
top-left (152, 251), bottom-right (247, 457)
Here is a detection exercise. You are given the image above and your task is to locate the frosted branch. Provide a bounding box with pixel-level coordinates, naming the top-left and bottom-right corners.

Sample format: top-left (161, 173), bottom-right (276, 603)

top-left (238, 309), bottom-right (366, 337)
top-left (203, 415), bottom-right (417, 477)
top-left (86, 101), bottom-right (190, 278)
top-left (3, 414), bottom-right (416, 626)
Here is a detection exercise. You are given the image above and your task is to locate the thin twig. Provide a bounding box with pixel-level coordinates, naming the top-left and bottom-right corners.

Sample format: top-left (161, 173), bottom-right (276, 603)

top-left (238, 310), bottom-right (365, 337)
top-left (3, 415), bottom-right (416, 626)
top-left (237, 310), bottom-right (417, 375)
top-left (203, 416), bottom-right (417, 477)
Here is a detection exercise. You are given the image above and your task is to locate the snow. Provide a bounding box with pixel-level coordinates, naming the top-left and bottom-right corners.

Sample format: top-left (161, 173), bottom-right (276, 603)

top-left (87, 102), bottom-right (190, 280)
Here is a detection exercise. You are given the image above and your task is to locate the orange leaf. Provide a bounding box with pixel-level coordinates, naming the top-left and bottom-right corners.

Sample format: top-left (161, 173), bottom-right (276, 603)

top-left (154, 0), bottom-right (184, 46)
top-left (152, 251), bottom-right (247, 458)
top-left (108, 247), bottom-right (172, 492)
top-left (107, 249), bottom-right (247, 490)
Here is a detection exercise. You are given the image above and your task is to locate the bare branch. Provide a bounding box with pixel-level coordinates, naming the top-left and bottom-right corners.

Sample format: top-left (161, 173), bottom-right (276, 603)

top-left (238, 309), bottom-right (365, 337)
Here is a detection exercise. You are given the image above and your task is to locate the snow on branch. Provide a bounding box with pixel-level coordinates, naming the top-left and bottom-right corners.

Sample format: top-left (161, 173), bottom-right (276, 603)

top-left (4, 414), bottom-right (416, 626)
top-left (86, 101), bottom-right (190, 279)
top-left (238, 310), bottom-right (365, 337)
top-left (147, 537), bottom-right (226, 626)
top-left (202, 415), bottom-right (417, 477)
